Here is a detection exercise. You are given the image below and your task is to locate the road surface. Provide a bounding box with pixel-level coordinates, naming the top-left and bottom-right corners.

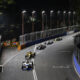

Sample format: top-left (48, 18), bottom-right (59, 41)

top-left (0, 33), bottom-right (80, 80)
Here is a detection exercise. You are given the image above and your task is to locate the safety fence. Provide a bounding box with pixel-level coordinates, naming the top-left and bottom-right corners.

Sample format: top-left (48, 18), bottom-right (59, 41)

top-left (19, 27), bottom-right (67, 45)
top-left (70, 25), bottom-right (80, 32)
top-left (18, 25), bottom-right (80, 50)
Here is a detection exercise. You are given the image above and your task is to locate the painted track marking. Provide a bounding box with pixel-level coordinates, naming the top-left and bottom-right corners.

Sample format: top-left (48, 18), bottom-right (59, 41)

top-left (32, 58), bottom-right (38, 80)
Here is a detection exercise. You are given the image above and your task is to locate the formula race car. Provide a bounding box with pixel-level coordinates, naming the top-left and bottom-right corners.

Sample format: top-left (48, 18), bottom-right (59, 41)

top-left (55, 37), bottom-right (62, 41)
top-left (46, 41), bottom-right (53, 45)
top-left (25, 51), bottom-right (36, 60)
top-left (22, 60), bottom-right (33, 71)
top-left (36, 44), bottom-right (46, 50)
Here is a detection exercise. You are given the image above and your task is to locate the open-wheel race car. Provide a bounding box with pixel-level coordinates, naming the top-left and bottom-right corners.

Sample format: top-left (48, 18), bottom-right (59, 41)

top-left (22, 60), bottom-right (34, 71)
top-left (25, 51), bottom-right (36, 60)
top-left (46, 41), bottom-right (54, 45)
top-left (55, 37), bottom-right (62, 41)
top-left (36, 44), bottom-right (46, 50)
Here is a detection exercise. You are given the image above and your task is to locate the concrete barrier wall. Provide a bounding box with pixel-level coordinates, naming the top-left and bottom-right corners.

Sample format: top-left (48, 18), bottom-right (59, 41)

top-left (73, 33), bottom-right (80, 78)
top-left (73, 54), bottom-right (80, 75)
top-left (18, 32), bottom-right (67, 50)
top-left (18, 25), bottom-right (80, 50)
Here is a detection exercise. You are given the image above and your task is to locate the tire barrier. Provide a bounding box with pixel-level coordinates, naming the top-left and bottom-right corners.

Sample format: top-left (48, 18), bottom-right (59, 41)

top-left (73, 34), bottom-right (80, 78)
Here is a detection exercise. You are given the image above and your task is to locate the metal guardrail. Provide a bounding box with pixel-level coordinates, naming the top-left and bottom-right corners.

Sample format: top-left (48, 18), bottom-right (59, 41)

top-left (19, 27), bottom-right (67, 45)
top-left (19, 25), bottom-right (80, 45)
top-left (67, 25), bottom-right (80, 31)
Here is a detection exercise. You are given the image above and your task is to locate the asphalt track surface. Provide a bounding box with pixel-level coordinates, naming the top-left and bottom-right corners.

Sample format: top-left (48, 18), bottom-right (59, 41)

top-left (0, 33), bottom-right (80, 80)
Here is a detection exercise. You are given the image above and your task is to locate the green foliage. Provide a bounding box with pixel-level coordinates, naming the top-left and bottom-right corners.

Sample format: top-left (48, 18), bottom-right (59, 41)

top-left (0, 0), bottom-right (3, 4)
top-left (0, 0), bottom-right (15, 5)
top-left (7, 0), bottom-right (15, 4)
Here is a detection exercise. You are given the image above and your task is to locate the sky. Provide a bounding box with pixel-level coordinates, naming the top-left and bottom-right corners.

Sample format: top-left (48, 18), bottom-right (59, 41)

top-left (15, 0), bottom-right (70, 11)
top-left (0, 0), bottom-right (76, 40)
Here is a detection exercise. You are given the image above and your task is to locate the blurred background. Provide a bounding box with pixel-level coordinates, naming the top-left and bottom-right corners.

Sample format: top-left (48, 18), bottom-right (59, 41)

top-left (0, 0), bottom-right (79, 41)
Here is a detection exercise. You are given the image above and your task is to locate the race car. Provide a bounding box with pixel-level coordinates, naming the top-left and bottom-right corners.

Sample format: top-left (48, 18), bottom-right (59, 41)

top-left (36, 44), bottom-right (46, 50)
top-left (25, 51), bottom-right (36, 60)
top-left (46, 41), bottom-right (53, 45)
top-left (22, 60), bottom-right (33, 71)
top-left (55, 37), bottom-right (62, 41)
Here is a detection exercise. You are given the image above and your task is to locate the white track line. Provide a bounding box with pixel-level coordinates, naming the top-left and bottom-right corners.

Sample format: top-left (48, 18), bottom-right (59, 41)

top-left (3, 45), bottom-right (36, 66)
top-left (3, 47), bottom-right (32, 66)
top-left (3, 52), bottom-right (21, 66)
top-left (3, 46), bottom-right (43, 66)
top-left (33, 67), bottom-right (38, 80)
top-left (52, 65), bottom-right (72, 69)
top-left (56, 51), bottom-right (72, 53)
top-left (34, 44), bottom-right (37, 52)
top-left (32, 58), bottom-right (38, 80)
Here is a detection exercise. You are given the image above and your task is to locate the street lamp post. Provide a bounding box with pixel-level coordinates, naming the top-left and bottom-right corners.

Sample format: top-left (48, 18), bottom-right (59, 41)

top-left (32, 10), bottom-right (36, 32)
top-left (57, 11), bottom-right (60, 28)
top-left (43, 13), bottom-right (48, 30)
top-left (42, 11), bottom-right (45, 31)
top-left (22, 10), bottom-right (26, 44)
top-left (68, 11), bottom-right (71, 30)
top-left (73, 11), bottom-right (76, 26)
top-left (50, 10), bottom-right (54, 29)
top-left (63, 11), bottom-right (66, 26)
top-left (45, 14), bottom-right (47, 30)
top-left (41, 11), bottom-right (46, 39)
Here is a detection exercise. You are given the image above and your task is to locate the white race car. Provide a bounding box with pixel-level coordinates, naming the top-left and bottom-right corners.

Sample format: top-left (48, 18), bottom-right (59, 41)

top-left (22, 60), bottom-right (33, 71)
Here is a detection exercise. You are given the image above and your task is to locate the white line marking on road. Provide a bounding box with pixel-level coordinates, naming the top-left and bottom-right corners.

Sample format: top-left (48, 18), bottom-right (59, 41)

top-left (3, 52), bottom-right (21, 66)
top-left (3, 47), bottom-right (33, 66)
top-left (34, 44), bottom-right (37, 53)
top-left (52, 65), bottom-right (72, 69)
top-left (32, 58), bottom-right (38, 80)
top-left (33, 66), bottom-right (38, 80)
top-left (3, 45), bottom-right (44, 66)
top-left (56, 51), bottom-right (72, 53)
top-left (32, 59), bottom-right (34, 63)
